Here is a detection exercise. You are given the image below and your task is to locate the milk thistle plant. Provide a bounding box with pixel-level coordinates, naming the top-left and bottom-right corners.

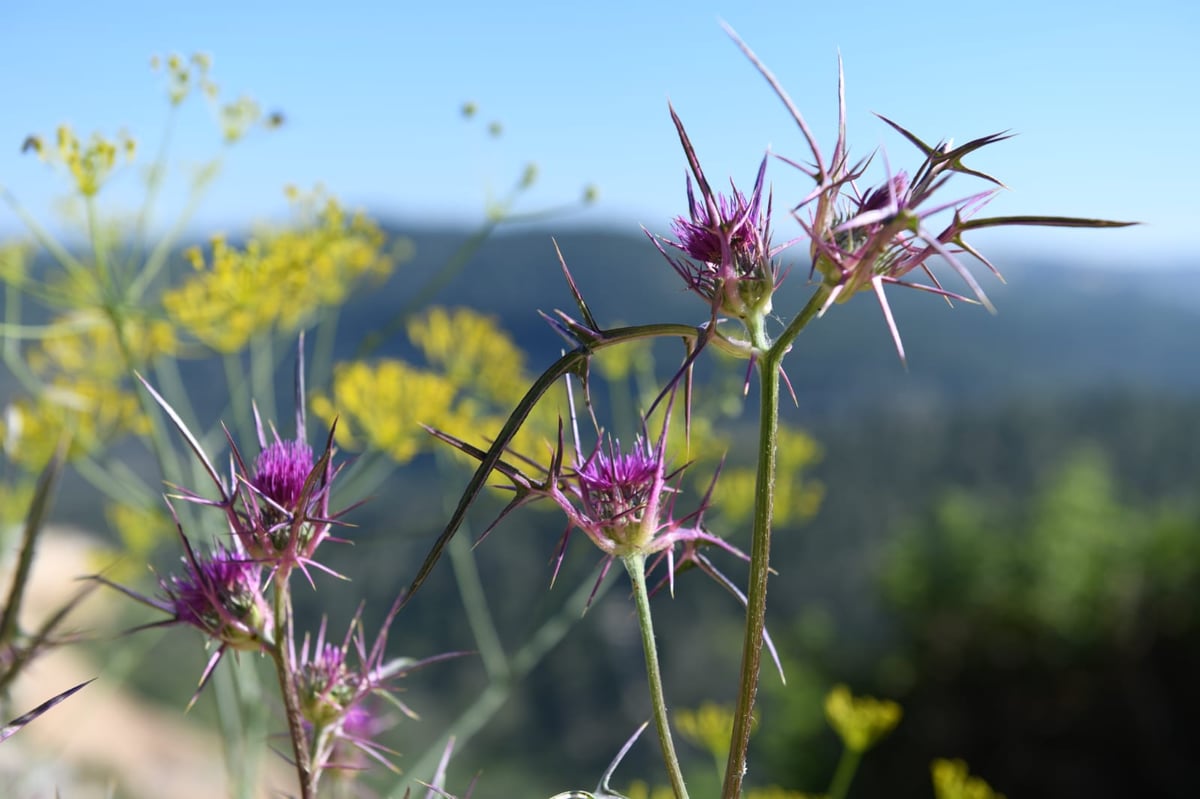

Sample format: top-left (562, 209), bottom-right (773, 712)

top-left (90, 352), bottom-right (462, 798)
top-left (431, 387), bottom-right (784, 798)
top-left (410, 26), bottom-right (1132, 799)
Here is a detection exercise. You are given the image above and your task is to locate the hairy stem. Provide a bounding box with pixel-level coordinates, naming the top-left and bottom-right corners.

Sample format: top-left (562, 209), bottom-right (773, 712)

top-left (271, 579), bottom-right (314, 799)
top-left (625, 553), bottom-right (689, 799)
top-left (722, 287), bottom-right (829, 799)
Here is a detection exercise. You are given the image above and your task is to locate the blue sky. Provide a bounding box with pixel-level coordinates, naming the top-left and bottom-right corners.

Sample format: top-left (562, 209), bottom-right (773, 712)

top-left (0, 0), bottom-right (1196, 267)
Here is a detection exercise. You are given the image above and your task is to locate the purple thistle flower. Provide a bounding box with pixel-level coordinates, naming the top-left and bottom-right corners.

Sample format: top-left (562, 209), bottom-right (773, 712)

top-left (724, 28), bottom-right (1134, 363)
top-left (669, 175), bottom-right (768, 274)
top-left (802, 142), bottom-right (1006, 363)
top-left (90, 515), bottom-right (272, 708)
top-left (295, 616), bottom-right (395, 775)
top-left (133, 338), bottom-right (352, 583)
top-left (428, 385), bottom-right (750, 604)
top-left (231, 414), bottom-right (346, 580)
top-left (254, 437), bottom-right (314, 511)
top-left (859, 171), bottom-right (910, 215)
top-left (161, 542), bottom-right (272, 652)
top-left (574, 435), bottom-right (664, 553)
top-left (297, 632), bottom-right (358, 729)
top-left (648, 106), bottom-right (793, 323)
top-left (320, 703), bottom-right (394, 780)
top-left (294, 604), bottom-right (467, 776)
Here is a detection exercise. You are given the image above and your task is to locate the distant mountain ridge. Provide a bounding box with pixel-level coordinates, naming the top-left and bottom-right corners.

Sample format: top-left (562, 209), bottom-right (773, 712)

top-left (6, 223), bottom-right (1198, 420)
top-left (353, 223), bottom-right (1200, 420)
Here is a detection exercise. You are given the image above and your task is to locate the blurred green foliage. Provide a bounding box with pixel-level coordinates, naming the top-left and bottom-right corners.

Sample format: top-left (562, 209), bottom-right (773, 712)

top-left (884, 445), bottom-right (1200, 646)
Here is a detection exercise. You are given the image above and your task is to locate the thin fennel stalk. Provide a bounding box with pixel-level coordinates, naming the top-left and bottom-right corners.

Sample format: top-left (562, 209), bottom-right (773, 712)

top-left (827, 746), bottom-right (864, 799)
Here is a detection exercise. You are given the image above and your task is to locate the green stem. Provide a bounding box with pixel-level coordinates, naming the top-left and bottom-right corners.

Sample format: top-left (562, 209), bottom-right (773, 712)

top-left (0, 450), bottom-right (64, 649)
top-left (722, 287), bottom-right (829, 799)
top-left (448, 528), bottom-right (509, 680)
top-left (271, 578), bottom-right (315, 799)
top-left (311, 305), bottom-right (341, 397)
top-left (437, 446), bottom-right (508, 681)
top-left (721, 321), bottom-right (778, 799)
top-left (107, 306), bottom-right (193, 528)
top-left (392, 563), bottom-right (616, 798)
top-left (223, 351), bottom-right (254, 445)
top-left (72, 453), bottom-right (151, 505)
top-left (250, 332), bottom-right (277, 426)
top-left (827, 746), bottom-right (863, 799)
top-left (0, 186), bottom-right (91, 282)
top-left (212, 663), bottom-right (250, 799)
top-left (85, 196), bottom-right (113, 297)
top-left (233, 656), bottom-right (267, 798)
top-left (624, 553), bottom-right (689, 799)
top-left (1, 268), bottom-right (29, 383)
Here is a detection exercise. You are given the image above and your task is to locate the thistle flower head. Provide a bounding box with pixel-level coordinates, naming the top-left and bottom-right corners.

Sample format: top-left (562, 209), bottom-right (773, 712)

top-left (671, 179), bottom-right (766, 268)
top-left (723, 27), bottom-right (1135, 363)
top-left (295, 614), bottom-right (395, 773)
top-left (295, 606), bottom-right (466, 774)
top-left (649, 106), bottom-right (786, 323)
top-left (297, 628), bottom-right (359, 729)
top-left (428, 383), bottom-right (751, 604)
top-left (573, 434), bottom-right (664, 553)
top-left (161, 542), bottom-right (272, 652)
top-left (253, 437), bottom-right (314, 510)
top-left (135, 338), bottom-right (350, 584)
top-left (90, 521), bottom-right (274, 708)
top-left (231, 417), bottom-right (342, 577)
top-left (858, 171), bottom-right (910, 215)
top-left (322, 703), bottom-right (392, 779)
top-left (800, 129), bottom-right (1010, 363)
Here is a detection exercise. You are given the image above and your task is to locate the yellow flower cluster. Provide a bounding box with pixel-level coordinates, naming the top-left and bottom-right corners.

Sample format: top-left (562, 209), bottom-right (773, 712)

top-left (218, 95), bottom-right (267, 144)
top-left (2, 378), bottom-right (149, 470)
top-left (406, 305), bottom-right (530, 407)
top-left (823, 684), bottom-right (903, 753)
top-left (931, 759), bottom-right (1006, 799)
top-left (150, 52), bottom-right (279, 140)
top-left (312, 307), bottom-right (561, 467)
top-left (674, 702), bottom-right (756, 763)
top-left (311, 359), bottom-right (460, 465)
top-left (150, 51), bottom-right (216, 105)
top-left (1, 311), bottom-right (171, 470)
top-left (23, 124), bottom-right (136, 197)
top-left (163, 193), bottom-right (393, 352)
top-left (26, 309), bottom-right (177, 379)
